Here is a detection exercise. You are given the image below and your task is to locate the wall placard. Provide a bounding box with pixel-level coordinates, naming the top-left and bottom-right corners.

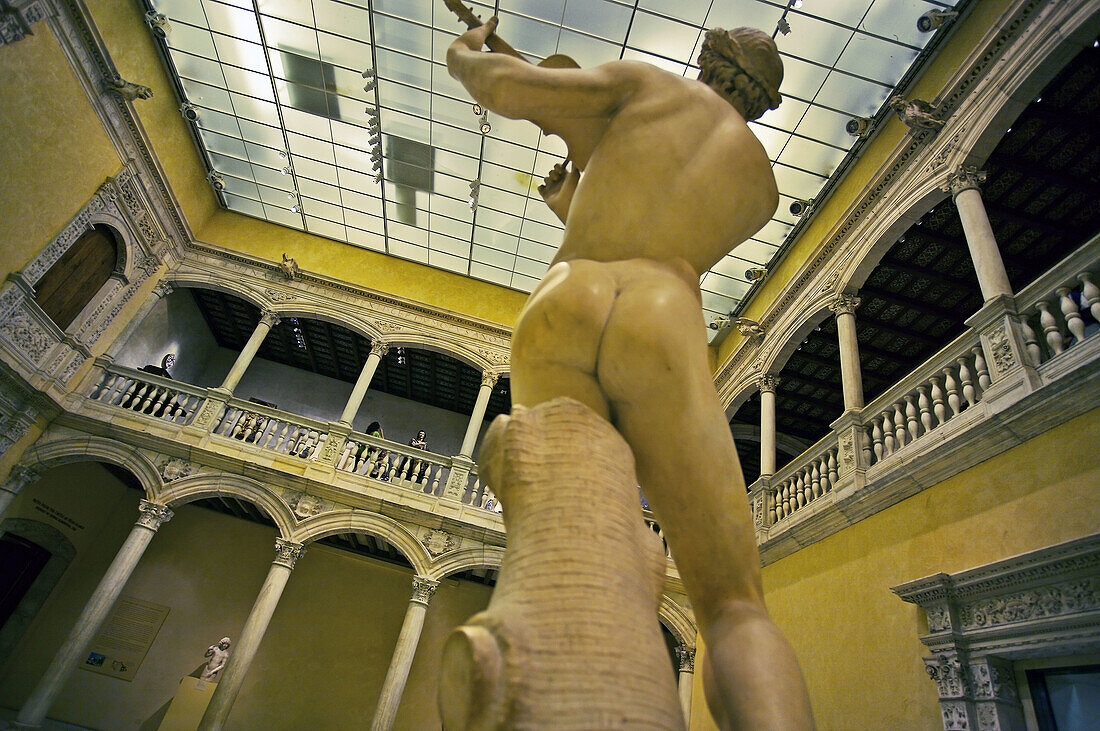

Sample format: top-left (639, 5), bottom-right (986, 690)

top-left (80, 595), bottom-right (169, 681)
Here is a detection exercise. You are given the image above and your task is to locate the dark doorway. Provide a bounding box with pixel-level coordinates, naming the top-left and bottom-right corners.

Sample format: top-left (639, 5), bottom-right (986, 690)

top-left (0, 533), bottom-right (51, 630)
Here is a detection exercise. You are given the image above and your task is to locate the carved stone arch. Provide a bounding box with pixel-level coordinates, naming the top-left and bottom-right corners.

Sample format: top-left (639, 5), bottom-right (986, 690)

top-left (657, 595), bottom-right (698, 651)
top-left (162, 275), bottom-right (269, 312)
top-left (288, 510), bottom-right (432, 577)
top-left (20, 434), bottom-right (161, 499)
top-left (157, 473), bottom-right (296, 538)
top-left (426, 545), bottom-right (506, 581)
top-left (765, 299), bottom-right (837, 379)
top-left (266, 302), bottom-right (384, 344)
top-left (82, 215), bottom-right (133, 283)
top-left (385, 333), bottom-right (499, 374)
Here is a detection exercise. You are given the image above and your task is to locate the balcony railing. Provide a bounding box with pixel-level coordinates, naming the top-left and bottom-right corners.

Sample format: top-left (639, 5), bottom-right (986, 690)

top-left (83, 363), bottom-right (497, 512)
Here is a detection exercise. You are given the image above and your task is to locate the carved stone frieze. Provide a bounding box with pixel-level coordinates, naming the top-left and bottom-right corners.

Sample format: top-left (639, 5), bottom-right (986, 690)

top-left (961, 578), bottom-right (1100, 629)
top-left (829, 294), bottom-right (861, 317)
top-left (985, 325), bottom-right (1016, 374)
top-left (675, 645), bottom-right (696, 672)
top-left (942, 166), bottom-right (988, 198)
top-left (287, 492), bottom-right (324, 519)
top-left (1, 309), bottom-right (54, 362)
top-left (422, 528), bottom-right (458, 556)
top-left (159, 458), bottom-right (195, 482)
top-left (264, 287), bottom-right (295, 303)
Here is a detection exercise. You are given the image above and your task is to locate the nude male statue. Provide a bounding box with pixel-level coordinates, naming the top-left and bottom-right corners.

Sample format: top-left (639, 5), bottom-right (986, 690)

top-left (448, 19), bottom-right (813, 729)
top-left (200, 637), bottom-right (231, 682)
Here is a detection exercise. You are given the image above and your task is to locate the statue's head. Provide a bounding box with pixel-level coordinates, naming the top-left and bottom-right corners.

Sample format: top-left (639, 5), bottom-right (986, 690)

top-left (219, 637), bottom-right (231, 649)
top-left (417, 430), bottom-right (426, 439)
top-left (697, 27), bottom-right (783, 121)
top-left (162, 353), bottom-right (176, 371)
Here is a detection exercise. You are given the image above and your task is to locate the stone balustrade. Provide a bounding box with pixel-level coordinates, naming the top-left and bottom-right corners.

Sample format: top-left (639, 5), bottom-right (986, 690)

top-left (211, 398), bottom-right (330, 462)
top-left (1018, 263), bottom-right (1099, 365)
top-left (88, 368), bottom-right (206, 426)
top-left (770, 434), bottom-right (840, 524)
top-left (862, 331), bottom-right (990, 467)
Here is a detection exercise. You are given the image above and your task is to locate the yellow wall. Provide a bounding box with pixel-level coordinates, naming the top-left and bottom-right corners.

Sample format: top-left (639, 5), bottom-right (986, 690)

top-left (201, 210), bottom-right (529, 328)
top-left (0, 462), bottom-right (492, 729)
top-left (715, 0), bottom-right (1018, 367)
top-left (0, 29), bottom-right (118, 280)
top-left (690, 406), bottom-right (1100, 730)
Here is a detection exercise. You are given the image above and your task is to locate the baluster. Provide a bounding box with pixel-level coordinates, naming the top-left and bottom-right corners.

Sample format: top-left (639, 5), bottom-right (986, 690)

top-left (957, 357), bottom-right (976, 408)
top-left (151, 387), bottom-right (171, 417)
top-left (972, 346), bottom-right (991, 391)
top-left (881, 411), bottom-right (895, 456)
top-left (311, 433), bottom-right (326, 461)
top-left (139, 385), bottom-right (160, 414)
top-left (775, 482), bottom-right (787, 520)
top-left (128, 383), bottom-right (149, 411)
top-left (770, 489), bottom-right (780, 523)
top-left (430, 465), bottom-right (442, 495)
top-left (1079, 272), bottom-right (1100, 323)
top-left (943, 367), bottom-right (960, 419)
top-left (810, 460), bottom-right (822, 499)
top-left (893, 403), bottom-right (907, 447)
top-left (181, 394), bottom-right (199, 423)
top-left (862, 429), bottom-right (873, 465)
top-left (268, 421), bottom-right (289, 451)
top-left (871, 419), bottom-right (884, 461)
top-left (164, 391), bottom-right (182, 420)
top-left (386, 455), bottom-right (400, 481)
top-left (827, 450), bottom-right (838, 487)
top-left (101, 375), bottom-right (125, 404)
top-left (905, 394), bottom-right (920, 440)
top-left (1020, 313), bottom-right (1043, 365)
top-left (337, 441), bottom-right (355, 471)
top-left (1058, 286), bottom-right (1086, 344)
top-left (796, 473), bottom-right (807, 509)
top-left (90, 372), bottom-right (114, 400)
top-left (930, 376), bottom-right (946, 426)
top-left (1037, 301), bottom-right (1064, 355)
top-left (114, 378), bottom-right (137, 407)
top-left (917, 385), bottom-right (932, 433)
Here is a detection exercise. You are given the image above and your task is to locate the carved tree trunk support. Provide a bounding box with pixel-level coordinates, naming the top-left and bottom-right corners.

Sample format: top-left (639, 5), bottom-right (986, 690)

top-left (439, 397), bottom-right (683, 730)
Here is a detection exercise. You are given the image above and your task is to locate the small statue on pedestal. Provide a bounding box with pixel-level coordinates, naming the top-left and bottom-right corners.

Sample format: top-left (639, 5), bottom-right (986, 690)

top-left (199, 637), bottom-right (231, 682)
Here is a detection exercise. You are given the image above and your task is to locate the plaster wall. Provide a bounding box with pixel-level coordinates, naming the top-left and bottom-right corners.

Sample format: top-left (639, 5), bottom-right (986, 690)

top-left (0, 28), bottom-right (119, 281)
top-left (690, 406), bottom-right (1100, 730)
top-left (113, 289), bottom-right (222, 387)
top-left (0, 462), bottom-right (492, 730)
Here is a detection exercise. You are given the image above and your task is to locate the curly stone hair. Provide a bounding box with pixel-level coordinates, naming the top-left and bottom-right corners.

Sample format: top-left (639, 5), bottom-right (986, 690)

top-left (697, 27), bottom-right (783, 122)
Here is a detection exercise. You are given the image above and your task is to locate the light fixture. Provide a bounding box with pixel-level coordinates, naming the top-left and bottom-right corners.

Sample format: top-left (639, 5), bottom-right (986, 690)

top-left (473, 103), bottom-right (483, 115)
top-left (374, 172), bottom-right (383, 184)
top-left (396, 347), bottom-right (406, 365)
top-left (708, 315), bottom-right (731, 331)
top-left (789, 198), bottom-right (813, 217)
top-left (363, 77), bottom-right (376, 93)
top-left (791, 0), bottom-right (802, 8)
top-left (207, 171), bottom-right (225, 191)
top-left (179, 102), bottom-right (199, 122)
top-left (745, 268), bottom-right (767, 282)
top-left (777, 17), bottom-right (791, 35)
top-left (290, 195), bottom-right (301, 214)
top-left (917, 9), bottom-right (958, 33)
top-left (846, 116), bottom-right (871, 137)
top-left (479, 111), bottom-right (491, 135)
top-left (281, 166), bottom-right (291, 176)
top-left (368, 132), bottom-right (380, 146)
top-left (145, 11), bottom-right (171, 38)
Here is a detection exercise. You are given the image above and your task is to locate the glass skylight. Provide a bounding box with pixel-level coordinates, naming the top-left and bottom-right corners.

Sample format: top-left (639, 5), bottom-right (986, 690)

top-left (147, 0), bottom-right (958, 333)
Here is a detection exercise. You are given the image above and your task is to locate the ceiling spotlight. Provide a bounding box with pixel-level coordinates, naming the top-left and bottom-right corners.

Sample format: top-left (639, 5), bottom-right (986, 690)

top-left (366, 107), bottom-right (379, 120)
top-left (145, 11), bottom-right (171, 38)
top-left (846, 116), bottom-right (871, 137)
top-left (479, 111), bottom-right (491, 135)
top-left (777, 17), bottom-right (791, 35)
top-left (709, 315), bottom-right (731, 331)
top-left (179, 102), bottom-right (199, 122)
top-left (369, 133), bottom-right (380, 146)
top-left (917, 9), bottom-right (958, 33)
top-left (368, 118), bottom-right (380, 134)
top-left (362, 68), bottom-right (376, 78)
top-left (396, 347), bottom-right (406, 365)
top-left (207, 172), bottom-right (225, 191)
top-left (745, 268), bottom-right (767, 282)
top-left (790, 0), bottom-right (802, 8)
top-left (789, 198), bottom-right (813, 217)
top-left (363, 77), bottom-right (377, 93)
top-left (281, 166), bottom-right (291, 176)
top-left (473, 103), bottom-right (483, 115)
top-left (373, 172), bottom-right (383, 184)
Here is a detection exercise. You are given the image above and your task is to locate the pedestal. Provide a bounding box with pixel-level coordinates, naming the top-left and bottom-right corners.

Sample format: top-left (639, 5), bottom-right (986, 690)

top-left (158, 677), bottom-right (218, 731)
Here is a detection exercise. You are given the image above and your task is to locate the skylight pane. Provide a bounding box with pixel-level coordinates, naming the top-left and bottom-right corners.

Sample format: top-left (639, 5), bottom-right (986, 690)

top-left (628, 12), bottom-right (700, 61)
top-left (638, 0), bottom-right (710, 26)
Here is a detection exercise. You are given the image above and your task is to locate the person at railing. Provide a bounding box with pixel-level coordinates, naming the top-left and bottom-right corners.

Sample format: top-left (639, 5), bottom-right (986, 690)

top-left (365, 421), bottom-right (389, 480)
top-left (401, 429), bottom-right (429, 482)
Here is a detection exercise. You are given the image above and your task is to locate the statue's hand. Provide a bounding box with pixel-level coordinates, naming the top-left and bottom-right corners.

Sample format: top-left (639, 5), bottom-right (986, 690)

top-left (538, 161), bottom-right (580, 223)
top-left (456, 15), bottom-right (498, 51)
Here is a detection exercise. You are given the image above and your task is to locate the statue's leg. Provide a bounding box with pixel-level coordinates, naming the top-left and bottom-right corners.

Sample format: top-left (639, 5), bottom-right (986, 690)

top-left (595, 266), bottom-right (814, 731)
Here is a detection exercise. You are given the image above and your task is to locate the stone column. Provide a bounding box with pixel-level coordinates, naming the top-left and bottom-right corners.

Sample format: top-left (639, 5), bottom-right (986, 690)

top-left (676, 645), bottom-right (695, 725)
top-left (370, 576), bottom-right (439, 731)
top-left (830, 293), bottom-right (865, 412)
top-left (103, 280), bottom-right (175, 360)
top-left (0, 464), bottom-right (40, 524)
top-left (16, 500), bottom-right (173, 728)
top-left (944, 167), bottom-right (1013, 302)
top-left (219, 310), bottom-right (280, 394)
top-left (199, 538), bottom-right (306, 731)
top-left (459, 371), bottom-right (498, 458)
top-left (339, 340), bottom-right (388, 427)
top-left (758, 375), bottom-right (779, 477)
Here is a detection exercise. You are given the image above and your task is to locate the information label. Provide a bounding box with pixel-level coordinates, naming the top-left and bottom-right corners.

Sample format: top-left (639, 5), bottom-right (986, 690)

top-left (81, 595), bottom-right (169, 681)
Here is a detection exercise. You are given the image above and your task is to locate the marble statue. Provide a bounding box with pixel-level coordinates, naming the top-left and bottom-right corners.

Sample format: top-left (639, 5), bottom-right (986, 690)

top-left (101, 75), bottom-right (153, 102)
top-left (443, 14), bottom-right (813, 730)
top-left (200, 637), bottom-right (231, 682)
top-left (888, 95), bottom-right (944, 132)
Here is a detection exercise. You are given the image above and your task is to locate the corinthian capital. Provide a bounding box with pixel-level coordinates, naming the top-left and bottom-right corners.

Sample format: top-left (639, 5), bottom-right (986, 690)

top-left (758, 374), bottom-right (780, 393)
top-left (152, 281), bottom-right (174, 299)
top-left (369, 340), bottom-right (390, 358)
top-left (481, 371), bottom-right (500, 389)
top-left (676, 645), bottom-right (696, 672)
top-left (273, 538), bottom-right (306, 569)
top-left (411, 576), bottom-right (439, 605)
top-left (942, 166), bottom-right (987, 198)
top-left (136, 500), bottom-right (174, 530)
top-left (829, 293), bottom-right (861, 316)
top-left (2, 464), bottom-right (41, 495)
top-left (260, 309), bottom-right (282, 328)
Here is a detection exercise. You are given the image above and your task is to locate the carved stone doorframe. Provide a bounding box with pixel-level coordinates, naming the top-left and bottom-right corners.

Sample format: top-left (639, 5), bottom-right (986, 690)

top-left (893, 533), bottom-right (1100, 730)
